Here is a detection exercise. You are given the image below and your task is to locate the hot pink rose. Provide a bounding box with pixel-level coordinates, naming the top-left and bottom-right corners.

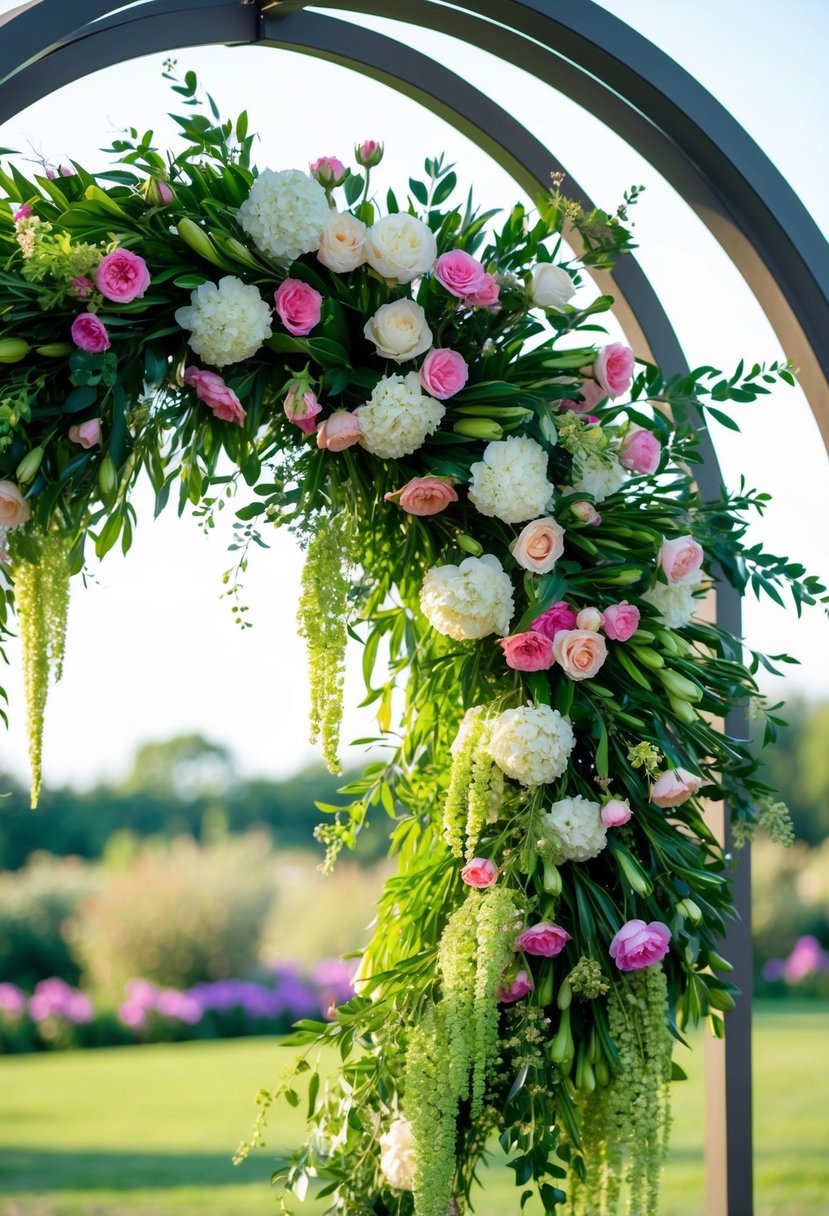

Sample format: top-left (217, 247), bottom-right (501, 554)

top-left (601, 799), bottom-right (633, 827)
top-left (384, 476), bottom-right (458, 516)
top-left (515, 922), bottom-right (571, 957)
top-left (659, 535), bottom-right (704, 585)
top-left (461, 857), bottom-right (498, 888)
top-left (184, 366), bottom-right (246, 425)
top-left (553, 629), bottom-right (608, 681)
top-left (466, 273), bottom-right (500, 310)
top-left (434, 250), bottom-right (487, 300)
top-left (602, 600), bottom-right (640, 642)
top-left (560, 379), bottom-right (608, 413)
top-left (576, 607), bottom-right (603, 632)
top-left (620, 427), bottom-right (661, 474)
top-left (498, 630), bottom-right (555, 672)
top-left (71, 312), bottom-right (110, 353)
top-left (594, 343), bottom-right (635, 399)
top-left (309, 156), bottom-right (347, 187)
top-left (70, 276), bottom-right (95, 299)
top-left (317, 411), bottom-right (362, 452)
top-left (95, 248), bottom-right (151, 303)
top-left (531, 601), bottom-right (578, 640)
top-left (274, 279), bottom-right (323, 337)
top-left (511, 517), bottom-right (565, 574)
top-left (0, 480), bottom-right (31, 530)
top-left (355, 139), bottom-right (383, 167)
top-left (13, 204), bottom-right (32, 223)
top-left (419, 348), bottom-right (469, 400)
top-left (284, 389), bottom-right (322, 434)
top-left (498, 969), bottom-right (534, 1003)
top-left (610, 919), bottom-right (671, 971)
top-left (68, 418), bottom-right (102, 449)
top-left (650, 767), bottom-right (702, 808)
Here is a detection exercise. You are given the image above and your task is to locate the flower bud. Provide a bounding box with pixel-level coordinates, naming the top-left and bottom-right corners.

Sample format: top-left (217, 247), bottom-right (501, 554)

top-left (581, 424), bottom-right (608, 452)
top-left (600, 567), bottom-right (642, 586)
top-left (659, 668), bottom-right (703, 702)
top-left (452, 418), bottom-right (503, 440)
top-left (142, 177), bottom-right (174, 206)
top-left (16, 447), bottom-right (43, 483)
top-left (570, 499), bottom-right (601, 527)
top-left (177, 218), bottom-right (224, 267)
top-left (556, 977), bottom-right (572, 1010)
top-left (706, 986), bottom-right (736, 1012)
top-left (576, 607), bottom-right (603, 632)
top-left (708, 952), bottom-right (733, 973)
top-left (535, 969), bottom-right (554, 1007)
top-left (668, 696), bottom-right (698, 725)
top-left (610, 842), bottom-right (653, 897)
top-left (550, 1006), bottom-right (573, 1064)
top-left (542, 859), bottom-right (562, 896)
top-left (0, 338), bottom-right (30, 364)
top-left (456, 533), bottom-right (483, 556)
top-left (629, 645), bottom-right (664, 670)
top-left (35, 343), bottom-right (73, 357)
top-left (355, 139), bottom-right (384, 168)
top-left (309, 156), bottom-right (348, 188)
top-left (594, 1056), bottom-right (610, 1087)
top-left (676, 898), bottom-right (702, 924)
top-left (98, 455), bottom-right (116, 495)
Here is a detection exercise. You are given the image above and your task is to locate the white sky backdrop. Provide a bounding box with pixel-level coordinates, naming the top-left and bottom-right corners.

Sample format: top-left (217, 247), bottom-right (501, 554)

top-left (0, 0), bottom-right (826, 789)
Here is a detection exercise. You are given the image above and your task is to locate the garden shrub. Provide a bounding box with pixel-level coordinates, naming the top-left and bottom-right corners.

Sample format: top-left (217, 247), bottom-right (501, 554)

top-left (0, 855), bottom-right (98, 988)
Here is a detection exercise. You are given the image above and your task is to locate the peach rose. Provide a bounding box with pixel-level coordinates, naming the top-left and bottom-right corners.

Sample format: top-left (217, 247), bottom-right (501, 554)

top-left (659, 535), bottom-right (704, 585)
top-left (510, 516), bottom-right (565, 574)
top-left (0, 480), bottom-right (30, 530)
top-left (650, 767), bottom-right (702, 808)
top-left (552, 628), bottom-right (608, 681)
top-left (317, 411), bottom-right (362, 452)
top-left (384, 476), bottom-right (458, 516)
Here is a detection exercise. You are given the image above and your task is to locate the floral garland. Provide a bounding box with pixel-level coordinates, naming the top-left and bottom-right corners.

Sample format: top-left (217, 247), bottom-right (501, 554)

top-left (0, 72), bottom-right (826, 1214)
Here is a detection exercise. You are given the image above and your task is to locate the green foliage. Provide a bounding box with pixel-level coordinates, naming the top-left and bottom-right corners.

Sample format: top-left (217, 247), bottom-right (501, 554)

top-left (0, 855), bottom-right (98, 988)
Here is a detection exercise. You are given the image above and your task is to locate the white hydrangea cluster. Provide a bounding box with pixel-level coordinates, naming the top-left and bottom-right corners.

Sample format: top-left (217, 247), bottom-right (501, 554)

top-left (642, 582), bottom-right (699, 628)
top-left (542, 795), bottom-right (607, 861)
top-left (174, 275), bottom-right (272, 367)
top-left (237, 169), bottom-right (330, 263)
top-left (468, 436), bottom-right (555, 524)
top-left (420, 554), bottom-right (514, 641)
top-left (573, 451), bottom-right (627, 503)
top-left (378, 1118), bottom-right (415, 1191)
top-left (488, 705), bottom-right (575, 787)
top-left (355, 372), bottom-right (444, 459)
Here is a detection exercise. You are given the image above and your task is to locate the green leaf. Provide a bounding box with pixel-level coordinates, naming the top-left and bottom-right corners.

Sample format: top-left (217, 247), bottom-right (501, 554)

top-left (408, 177), bottom-right (428, 206)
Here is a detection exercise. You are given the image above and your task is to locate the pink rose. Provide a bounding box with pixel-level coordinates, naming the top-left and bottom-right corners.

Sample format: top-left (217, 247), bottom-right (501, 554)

top-left (434, 250), bottom-right (487, 300)
top-left (274, 279), bottom-right (323, 337)
top-left (609, 919), bottom-right (671, 971)
top-left (650, 767), bottom-right (702, 808)
top-left (659, 535), bottom-right (704, 585)
top-left (0, 480), bottom-right (31, 530)
top-left (95, 248), bottom-right (151, 303)
top-left (68, 418), bottom-right (102, 449)
top-left (515, 922), bottom-right (571, 957)
top-left (284, 389), bottom-right (322, 434)
top-left (355, 139), bottom-right (383, 167)
top-left (498, 630), bottom-right (555, 672)
top-left (511, 516), bottom-right (565, 574)
top-left (184, 366), bottom-right (246, 426)
top-left (461, 857), bottom-right (498, 888)
top-left (602, 600), bottom-right (640, 642)
top-left (309, 156), bottom-right (347, 187)
top-left (13, 204), bottom-right (32, 223)
top-left (620, 427), bottom-right (661, 475)
top-left (498, 969), bottom-right (534, 1003)
top-left (317, 411), bottom-right (362, 452)
top-left (553, 629), bottom-right (608, 681)
top-left (531, 600), bottom-right (578, 640)
top-left (569, 498), bottom-right (601, 526)
top-left (384, 476), bottom-right (458, 516)
top-left (594, 343), bottom-right (635, 399)
top-left (560, 379), bottom-right (608, 413)
top-left (419, 348), bottom-right (469, 400)
top-left (70, 276), bottom-right (95, 299)
top-left (71, 312), bottom-right (110, 353)
top-left (576, 607), bottom-right (603, 632)
top-left (601, 799), bottom-right (633, 827)
top-left (466, 273), bottom-right (500, 310)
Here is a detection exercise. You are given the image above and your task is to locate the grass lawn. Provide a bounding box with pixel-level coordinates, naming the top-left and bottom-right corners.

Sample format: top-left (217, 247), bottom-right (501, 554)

top-left (0, 1002), bottom-right (826, 1215)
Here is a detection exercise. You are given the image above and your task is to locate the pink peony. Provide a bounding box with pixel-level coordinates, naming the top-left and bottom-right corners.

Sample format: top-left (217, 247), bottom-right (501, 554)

top-left (610, 919), bottom-right (671, 971)
top-left (0, 480), bottom-right (31, 530)
top-left (309, 156), bottom-right (347, 186)
top-left (650, 767), bottom-right (702, 808)
top-left (576, 607), bottom-right (603, 632)
top-left (433, 249), bottom-right (487, 300)
top-left (384, 476), bottom-right (458, 516)
top-left (184, 366), bottom-right (246, 426)
top-left (95, 248), bottom-right (151, 303)
top-left (602, 600), bottom-right (640, 642)
top-left (560, 379), bottom-right (608, 413)
top-left (284, 389), bottom-right (322, 434)
top-left (659, 535), bottom-right (704, 585)
top-left (317, 411), bottom-right (362, 451)
top-left (620, 427), bottom-right (661, 474)
top-left (515, 922), bottom-right (571, 957)
top-left (531, 600), bottom-right (578, 640)
top-left (419, 348), bottom-right (469, 400)
top-left (594, 343), bottom-right (635, 399)
top-left (601, 799), bottom-right (633, 827)
top-left (274, 278), bottom-right (323, 337)
top-left (499, 630), bottom-right (555, 672)
top-left (355, 139), bottom-right (383, 167)
top-left (71, 312), bottom-right (110, 353)
top-left (498, 969), bottom-right (534, 1003)
top-left (466, 273), bottom-right (500, 310)
top-left (13, 204), bottom-right (32, 223)
top-left (461, 857), bottom-right (498, 888)
top-left (553, 628), bottom-right (608, 681)
top-left (69, 276), bottom-right (95, 299)
top-left (68, 418), bottom-right (102, 449)
top-left (511, 517), bottom-right (565, 574)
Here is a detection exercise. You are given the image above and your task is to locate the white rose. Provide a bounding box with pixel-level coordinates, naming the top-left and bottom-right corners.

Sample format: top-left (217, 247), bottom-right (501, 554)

top-left (542, 795), bottom-right (607, 862)
top-left (420, 554), bottom-right (514, 641)
top-left (379, 1118), bottom-right (415, 1191)
top-left (365, 213), bottom-right (437, 283)
top-left (531, 263), bottom-right (576, 310)
top-left (488, 705), bottom-right (575, 788)
top-left (317, 211), bottom-right (368, 273)
top-left (364, 298), bottom-right (433, 363)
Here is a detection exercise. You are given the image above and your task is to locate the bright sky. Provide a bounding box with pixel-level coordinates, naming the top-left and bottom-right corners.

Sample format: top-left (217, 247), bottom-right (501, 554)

top-left (0, 0), bottom-right (827, 790)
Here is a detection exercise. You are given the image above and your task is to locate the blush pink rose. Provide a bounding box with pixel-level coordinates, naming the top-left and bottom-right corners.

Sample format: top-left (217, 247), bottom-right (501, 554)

top-left (355, 139), bottom-right (383, 167)
top-left (71, 312), bottom-right (110, 352)
top-left (601, 799), bottom-right (633, 827)
top-left (498, 630), bottom-right (555, 672)
top-left (384, 476), bottom-right (458, 516)
top-left (594, 343), bottom-right (635, 399)
top-left (515, 922), bottom-right (571, 957)
top-left (609, 919), bottom-right (671, 971)
top-left (284, 389), bottom-right (322, 434)
top-left (531, 601), bottom-right (578, 640)
top-left (68, 418), bottom-right (102, 449)
top-left (466, 273), bottom-right (500, 310)
top-left (659, 535), bottom-right (704, 585)
top-left (419, 348), bottom-right (469, 400)
top-left (461, 857), bottom-right (498, 888)
top-left (498, 969), bottom-right (534, 1003)
top-left (560, 379), bottom-right (608, 413)
top-left (0, 480), bottom-right (31, 529)
top-left (576, 607), bottom-right (603, 632)
top-left (553, 629), bottom-right (608, 681)
top-left (309, 156), bottom-right (347, 186)
top-left (317, 411), bottom-right (362, 451)
top-left (433, 250), bottom-right (487, 300)
top-left (511, 516), bottom-right (565, 574)
top-left (95, 248), bottom-right (151, 303)
top-left (602, 600), bottom-right (640, 642)
top-left (620, 427), bottom-right (661, 474)
top-left (650, 767), bottom-right (702, 808)
top-left (184, 366), bottom-right (246, 425)
top-left (13, 204), bottom-right (32, 222)
top-left (274, 279), bottom-right (323, 337)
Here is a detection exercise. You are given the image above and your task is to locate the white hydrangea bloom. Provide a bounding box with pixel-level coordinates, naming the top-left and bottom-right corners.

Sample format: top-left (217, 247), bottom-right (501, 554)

top-left (174, 276), bottom-right (272, 367)
top-left (420, 554), bottom-right (514, 641)
top-left (488, 705), bottom-right (575, 787)
top-left (379, 1118), bottom-right (415, 1191)
top-left (468, 436), bottom-right (554, 524)
top-left (355, 372), bottom-right (444, 459)
top-left (642, 582), bottom-right (699, 629)
top-left (542, 795), bottom-right (607, 862)
top-left (573, 452), bottom-right (627, 503)
top-left (237, 169), bottom-right (330, 263)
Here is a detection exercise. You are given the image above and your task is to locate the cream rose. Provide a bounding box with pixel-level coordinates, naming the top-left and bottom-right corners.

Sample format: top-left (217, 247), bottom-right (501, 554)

top-left (553, 628), bottom-right (608, 681)
top-left (316, 211), bottom-right (368, 273)
top-left (365, 213), bottom-right (437, 283)
top-left (0, 480), bottom-right (30, 530)
top-left (364, 298), bottom-right (433, 363)
top-left (531, 263), bottom-right (575, 310)
top-left (511, 516), bottom-right (565, 574)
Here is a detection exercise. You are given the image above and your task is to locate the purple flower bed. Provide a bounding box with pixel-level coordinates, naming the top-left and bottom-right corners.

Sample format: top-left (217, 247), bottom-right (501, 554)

top-left (762, 935), bottom-right (829, 986)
